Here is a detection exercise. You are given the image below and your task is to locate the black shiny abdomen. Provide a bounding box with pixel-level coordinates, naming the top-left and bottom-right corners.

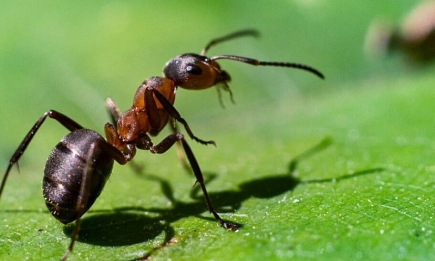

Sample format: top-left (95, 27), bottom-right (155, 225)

top-left (43, 129), bottom-right (114, 224)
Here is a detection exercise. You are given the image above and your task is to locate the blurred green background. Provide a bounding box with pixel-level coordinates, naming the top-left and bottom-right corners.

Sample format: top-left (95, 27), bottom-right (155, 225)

top-left (1, 1), bottom-right (435, 260)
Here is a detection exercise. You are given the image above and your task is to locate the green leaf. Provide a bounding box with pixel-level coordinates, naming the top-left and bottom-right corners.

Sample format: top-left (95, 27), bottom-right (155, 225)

top-left (1, 1), bottom-right (434, 261)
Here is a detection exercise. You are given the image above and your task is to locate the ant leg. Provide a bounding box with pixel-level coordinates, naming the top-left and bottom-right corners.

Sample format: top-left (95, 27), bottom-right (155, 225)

top-left (179, 138), bottom-right (237, 230)
top-left (105, 98), bottom-right (143, 172)
top-left (150, 89), bottom-right (216, 146)
top-left (169, 118), bottom-right (192, 173)
top-left (149, 133), bottom-right (237, 230)
top-left (105, 97), bottom-right (122, 126)
top-left (0, 110), bottom-right (84, 199)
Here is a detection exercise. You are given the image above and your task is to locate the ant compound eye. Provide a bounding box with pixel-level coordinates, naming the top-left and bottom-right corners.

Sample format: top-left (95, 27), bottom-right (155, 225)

top-left (186, 64), bottom-right (202, 75)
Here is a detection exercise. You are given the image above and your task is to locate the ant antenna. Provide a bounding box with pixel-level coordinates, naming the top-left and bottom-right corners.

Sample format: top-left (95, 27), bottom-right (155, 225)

top-left (201, 29), bottom-right (259, 56)
top-left (210, 55), bottom-right (325, 79)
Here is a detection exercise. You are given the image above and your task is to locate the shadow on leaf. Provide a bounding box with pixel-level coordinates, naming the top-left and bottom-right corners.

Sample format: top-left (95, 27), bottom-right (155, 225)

top-left (63, 137), bottom-right (383, 260)
top-left (65, 212), bottom-right (170, 246)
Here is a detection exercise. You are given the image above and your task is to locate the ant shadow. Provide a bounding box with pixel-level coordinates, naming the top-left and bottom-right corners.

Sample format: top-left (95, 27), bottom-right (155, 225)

top-left (67, 137), bottom-right (383, 259)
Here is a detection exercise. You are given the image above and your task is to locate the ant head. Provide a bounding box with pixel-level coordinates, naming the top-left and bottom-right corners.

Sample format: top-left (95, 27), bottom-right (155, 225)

top-left (163, 29), bottom-right (324, 94)
top-left (163, 53), bottom-right (227, 90)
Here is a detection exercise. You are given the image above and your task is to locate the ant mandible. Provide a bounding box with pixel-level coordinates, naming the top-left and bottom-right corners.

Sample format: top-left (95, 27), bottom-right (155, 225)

top-left (0, 29), bottom-right (324, 261)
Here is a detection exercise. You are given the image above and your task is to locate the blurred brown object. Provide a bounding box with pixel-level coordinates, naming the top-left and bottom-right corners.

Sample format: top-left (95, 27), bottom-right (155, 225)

top-left (365, 1), bottom-right (435, 63)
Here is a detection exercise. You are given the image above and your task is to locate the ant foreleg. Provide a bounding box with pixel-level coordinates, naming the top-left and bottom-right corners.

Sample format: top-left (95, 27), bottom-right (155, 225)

top-left (149, 89), bottom-right (216, 146)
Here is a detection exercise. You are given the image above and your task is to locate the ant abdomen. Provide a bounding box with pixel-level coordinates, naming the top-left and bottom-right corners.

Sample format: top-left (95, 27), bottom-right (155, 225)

top-left (43, 129), bottom-right (114, 224)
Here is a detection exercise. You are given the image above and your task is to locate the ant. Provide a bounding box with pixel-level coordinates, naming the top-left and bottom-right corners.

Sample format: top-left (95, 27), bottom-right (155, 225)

top-left (0, 29), bottom-right (323, 261)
